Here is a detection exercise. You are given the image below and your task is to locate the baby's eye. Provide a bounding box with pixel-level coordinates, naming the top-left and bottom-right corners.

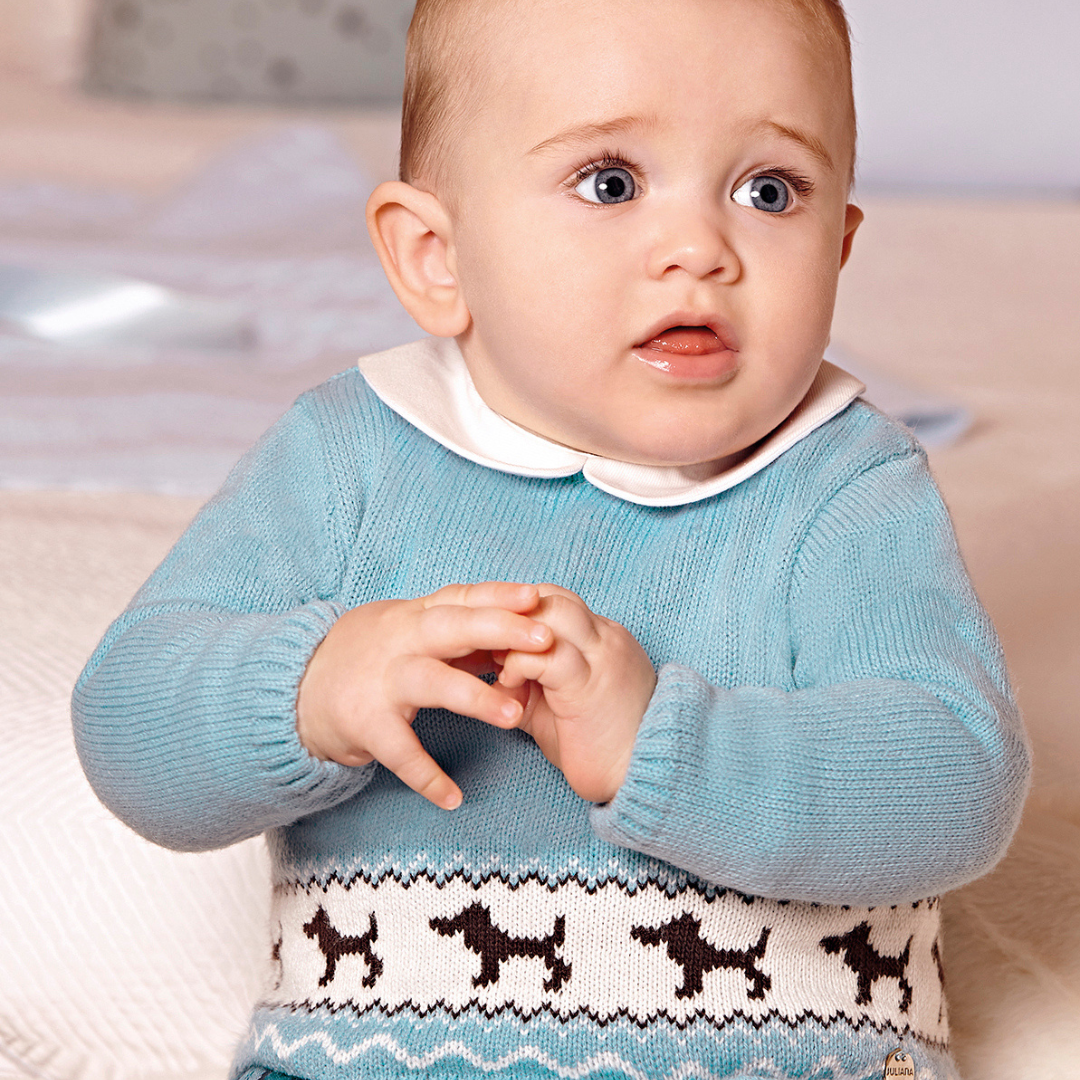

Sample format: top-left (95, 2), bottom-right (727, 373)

top-left (575, 166), bottom-right (636, 204)
top-left (732, 175), bottom-right (791, 213)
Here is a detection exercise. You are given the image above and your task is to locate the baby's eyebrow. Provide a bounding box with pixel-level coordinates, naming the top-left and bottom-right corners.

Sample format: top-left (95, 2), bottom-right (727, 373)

top-left (527, 114), bottom-right (659, 157)
top-left (527, 113), bottom-right (836, 175)
top-left (751, 120), bottom-right (836, 173)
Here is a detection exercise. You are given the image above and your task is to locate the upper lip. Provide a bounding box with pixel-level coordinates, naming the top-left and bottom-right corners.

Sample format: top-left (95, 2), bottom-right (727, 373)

top-left (633, 312), bottom-right (740, 352)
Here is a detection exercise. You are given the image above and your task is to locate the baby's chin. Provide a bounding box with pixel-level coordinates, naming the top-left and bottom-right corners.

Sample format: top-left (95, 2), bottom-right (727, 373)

top-left (511, 395), bottom-right (765, 470)
top-left (590, 433), bottom-right (753, 472)
top-left (636, 448), bottom-right (750, 473)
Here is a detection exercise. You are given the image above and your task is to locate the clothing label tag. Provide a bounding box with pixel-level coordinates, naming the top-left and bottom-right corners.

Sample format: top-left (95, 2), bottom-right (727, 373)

top-left (883, 1049), bottom-right (916, 1079)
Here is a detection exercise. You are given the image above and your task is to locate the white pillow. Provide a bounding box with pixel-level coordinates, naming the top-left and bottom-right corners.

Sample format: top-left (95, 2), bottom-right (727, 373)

top-left (0, 491), bottom-right (272, 1080)
top-left (0, 689), bottom-right (272, 1080)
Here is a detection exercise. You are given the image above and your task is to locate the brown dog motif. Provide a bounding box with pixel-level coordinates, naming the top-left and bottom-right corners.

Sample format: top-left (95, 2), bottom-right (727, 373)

top-left (820, 921), bottom-right (913, 1012)
top-left (429, 902), bottom-right (572, 992)
top-left (931, 934), bottom-right (946, 1024)
top-left (303, 906), bottom-right (383, 989)
top-left (631, 913), bottom-right (772, 1000)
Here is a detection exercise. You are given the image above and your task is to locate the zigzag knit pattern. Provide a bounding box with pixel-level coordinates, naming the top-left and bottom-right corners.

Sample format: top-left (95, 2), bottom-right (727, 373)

top-left (72, 366), bottom-right (1029, 1080)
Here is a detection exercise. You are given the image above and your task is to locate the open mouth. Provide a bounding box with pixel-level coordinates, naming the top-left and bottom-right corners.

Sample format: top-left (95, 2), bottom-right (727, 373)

top-left (636, 320), bottom-right (741, 356)
top-left (641, 325), bottom-right (723, 355)
top-left (633, 319), bottom-right (740, 380)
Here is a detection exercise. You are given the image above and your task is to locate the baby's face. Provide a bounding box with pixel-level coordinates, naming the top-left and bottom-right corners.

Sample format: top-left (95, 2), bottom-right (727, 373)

top-left (445, 0), bottom-right (861, 467)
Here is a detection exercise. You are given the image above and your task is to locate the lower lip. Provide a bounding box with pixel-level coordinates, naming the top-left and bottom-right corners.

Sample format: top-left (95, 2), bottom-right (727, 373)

top-left (632, 343), bottom-right (740, 382)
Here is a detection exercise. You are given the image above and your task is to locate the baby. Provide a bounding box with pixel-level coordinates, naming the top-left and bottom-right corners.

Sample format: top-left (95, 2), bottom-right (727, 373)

top-left (73, 0), bottom-right (1031, 1078)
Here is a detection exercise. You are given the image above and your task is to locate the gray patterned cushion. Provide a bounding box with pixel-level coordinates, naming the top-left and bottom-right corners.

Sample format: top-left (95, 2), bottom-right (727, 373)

top-left (84, 0), bottom-right (414, 104)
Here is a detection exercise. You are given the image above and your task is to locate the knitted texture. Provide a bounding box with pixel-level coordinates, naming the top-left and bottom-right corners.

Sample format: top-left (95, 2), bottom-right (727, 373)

top-left (72, 366), bottom-right (1029, 1080)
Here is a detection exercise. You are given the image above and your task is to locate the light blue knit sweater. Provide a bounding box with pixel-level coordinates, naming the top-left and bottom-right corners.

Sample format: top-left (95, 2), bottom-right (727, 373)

top-left (73, 363), bottom-right (1029, 1080)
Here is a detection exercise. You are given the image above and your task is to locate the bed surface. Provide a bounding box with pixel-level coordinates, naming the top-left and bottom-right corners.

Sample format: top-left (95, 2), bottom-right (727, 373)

top-left (2, 71), bottom-right (1078, 1080)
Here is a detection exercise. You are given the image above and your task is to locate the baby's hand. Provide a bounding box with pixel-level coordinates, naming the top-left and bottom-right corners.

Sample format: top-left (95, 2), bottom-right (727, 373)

top-left (497, 586), bottom-right (657, 804)
top-left (296, 582), bottom-right (552, 810)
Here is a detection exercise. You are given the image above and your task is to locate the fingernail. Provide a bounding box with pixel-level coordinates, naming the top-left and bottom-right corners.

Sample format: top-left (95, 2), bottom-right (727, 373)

top-left (444, 790), bottom-right (462, 811)
top-left (529, 625), bottom-right (549, 644)
top-left (501, 700), bottom-right (520, 720)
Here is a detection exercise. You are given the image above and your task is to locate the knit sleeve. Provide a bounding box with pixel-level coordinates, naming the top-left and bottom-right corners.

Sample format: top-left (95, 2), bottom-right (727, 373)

top-left (590, 450), bottom-right (1031, 905)
top-left (72, 391), bottom-right (377, 852)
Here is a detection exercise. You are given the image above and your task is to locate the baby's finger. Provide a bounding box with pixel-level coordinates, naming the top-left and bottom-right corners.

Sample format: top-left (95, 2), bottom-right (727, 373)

top-left (366, 718), bottom-right (463, 811)
top-left (499, 638), bottom-right (590, 694)
top-left (423, 581), bottom-right (540, 613)
top-left (529, 592), bottom-right (602, 651)
top-left (417, 604), bottom-right (552, 659)
top-left (534, 583), bottom-right (586, 604)
top-left (394, 655), bottom-right (524, 729)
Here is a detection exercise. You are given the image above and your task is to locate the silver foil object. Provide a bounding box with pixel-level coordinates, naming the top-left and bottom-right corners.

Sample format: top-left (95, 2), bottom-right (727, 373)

top-left (0, 264), bottom-right (254, 350)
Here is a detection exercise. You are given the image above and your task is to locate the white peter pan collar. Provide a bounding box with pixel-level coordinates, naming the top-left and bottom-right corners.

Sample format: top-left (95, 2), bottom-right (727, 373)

top-left (357, 337), bottom-right (864, 508)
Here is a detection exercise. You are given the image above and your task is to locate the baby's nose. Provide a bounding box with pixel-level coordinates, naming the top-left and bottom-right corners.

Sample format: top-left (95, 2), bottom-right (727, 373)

top-left (646, 208), bottom-right (741, 282)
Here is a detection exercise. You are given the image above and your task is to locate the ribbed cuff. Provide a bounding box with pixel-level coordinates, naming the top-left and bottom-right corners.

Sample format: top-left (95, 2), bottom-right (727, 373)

top-left (589, 663), bottom-right (712, 856)
top-left (228, 599), bottom-right (377, 814)
top-left (76, 598), bottom-right (379, 851)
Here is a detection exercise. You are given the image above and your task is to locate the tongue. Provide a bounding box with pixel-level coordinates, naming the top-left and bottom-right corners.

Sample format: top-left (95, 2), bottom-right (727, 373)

top-left (645, 326), bottom-right (721, 354)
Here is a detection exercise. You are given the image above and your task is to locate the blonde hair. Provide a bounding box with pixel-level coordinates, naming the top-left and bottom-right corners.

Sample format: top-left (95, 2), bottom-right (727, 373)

top-left (399, 0), bottom-right (856, 194)
top-left (399, 0), bottom-right (510, 198)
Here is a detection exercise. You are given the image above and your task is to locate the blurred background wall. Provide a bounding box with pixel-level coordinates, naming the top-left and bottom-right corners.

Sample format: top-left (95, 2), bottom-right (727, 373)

top-left (0, 0), bottom-right (93, 86)
top-left (844, 0), bottom-right (1080, 193)
top-left (0, 0), bottom-right (1077, 192)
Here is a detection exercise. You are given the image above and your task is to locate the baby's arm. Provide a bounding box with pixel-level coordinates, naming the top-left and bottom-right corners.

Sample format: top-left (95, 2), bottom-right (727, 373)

top-left (72, 393), bottom-right (548, 848)
top-left (517, 452), bottom-right (1030, 907)
top-left (73, 398), bottom-right (356, 852)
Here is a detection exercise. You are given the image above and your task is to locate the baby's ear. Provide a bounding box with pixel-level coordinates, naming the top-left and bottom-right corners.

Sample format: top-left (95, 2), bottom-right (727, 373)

top-left (366, 181), bottom-right (470, 337)
top-left (839, 203), bottom-right (864, 269)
